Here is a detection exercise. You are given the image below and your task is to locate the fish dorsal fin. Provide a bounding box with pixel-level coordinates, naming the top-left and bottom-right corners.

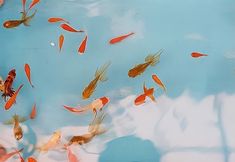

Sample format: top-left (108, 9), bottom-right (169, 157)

top-left (3, 118), bottom-right (14, 125)
top-left (145, 55), bottom-right (154, 63)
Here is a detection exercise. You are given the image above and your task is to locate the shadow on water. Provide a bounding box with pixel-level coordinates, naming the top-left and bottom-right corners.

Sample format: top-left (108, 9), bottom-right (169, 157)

top-left (99, 135), bottom-right (161, 162)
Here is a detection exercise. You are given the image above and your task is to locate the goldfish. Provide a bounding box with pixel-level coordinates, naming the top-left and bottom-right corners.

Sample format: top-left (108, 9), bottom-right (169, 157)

top-left (128, 49), bottom-right (164, 78)
top-left (191, 52), bottom-right (208, 58)
top-left (64, 96), bottom-right (109, 117)
top-left (109, 32), bottom-right (134, 44)
top-left (134, 83), bottom-right (155, 106)
top-left (0, 0), bottom-right (4, 7)
top-left (82, 62), bottom-right (111, 99)
top-left (152, 74), bottom-right (166, 92)
top-left (68, 113), bottom-right (106, 146)
top-left (59, 34), bottom-right (64, 52)
top-left (3, 10), bottom-right (37, 28)
top-left (78, 35), bottom-right (87, 55)
top-left (16, 149), bottom-right (25, 162)
top-left (0, 144), bottom-right (7, 158)
top-left (28, 0), bottom-right (40, 10)
top-left (24, 63), bottom-right (34, 88)
top-left (37, 131), bottom-right (61, 152)
top-left (0, 148), bottom-right (23, 162)
top-left (0, 77), bottom-right (4, 92)
top-left (48, 17), bottom-right (69, 24)
top-left (4, 114), bottom-right (27, 140)
top-left (5, 84), bottom-right (24, 110)
top-left (60, 24), bottom-right (84, 33)
top-left (2, 69), bottom-right (16, 101)
top-left (66, 146), bottom-right (79, 162)
top-left (27, 157), bottom-right (37, 162)
top-left (30, 103), bottom-right (37, 119)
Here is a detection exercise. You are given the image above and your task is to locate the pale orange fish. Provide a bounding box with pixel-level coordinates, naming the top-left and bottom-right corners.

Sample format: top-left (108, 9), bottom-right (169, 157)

top-left (37, 131), bottom-right (61, 152)
top-left (24, 64), bottom-right (34, 88)
top-left (64, 96), bottom-right (109, 117)
top-left (59, 34), bottom-right (64, 52)
top-left (5, 84), bottom-right (24, 110)
top-left (68, 113), bottom-right (106, 146)
top-left (128, 49), bottom-right (164, 78)
top-left (191, 52), bottom-right (208, 58)
top-left (109, 32), bottom-right (134, 44)
top-left (66, 146), bottom-right (79, 162)
top-left (4, 114), bottom-right (27, 141)
top-left (152, 74), bottom-right (166, 92)
top-left (16, 149), bottom-right (25, 162)
top-left (134, 84), bottom-right (155, 106)
top-left (78, 35), bottom-right (87, 55)
top-left (30, 103), bottom-right (36, 119)
top-left (0, 148), bottom-right (23, 162)
top-left (82, 62), bottom-right (111, 99)
top-left (48, 17), bottom-right (69, 24)
top-left (28, 157), bottom-right (37, 162)
top-left (22, 0), bottom-right (26, 12)
top-left (60, 24), bottom-right (84, 33)
top-left (28, 0), bottom-right (40, 10)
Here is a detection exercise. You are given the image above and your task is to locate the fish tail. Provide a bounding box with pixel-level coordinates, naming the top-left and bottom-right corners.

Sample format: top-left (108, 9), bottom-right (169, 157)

top-left (95, 62), bottom-right (111, 82)
top-left (145, 49), bottom-right (164, 66)
top-left (88, 112), bottom-right (105, 133)
top-left (23, 10), bottom-right (37, 26)
top-left (143, 86), bottom-right (156, 102)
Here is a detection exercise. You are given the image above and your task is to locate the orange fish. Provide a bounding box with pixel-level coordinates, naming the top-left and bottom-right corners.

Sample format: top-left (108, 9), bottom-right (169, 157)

top-left (30, 103), bottom-right (36, 119)
top-left (128, 49), bottom-right (163, 78)
top-left (60, 24), bottom-right (84, 33)
top-left (82, 62), bottom-right (110, 99)
top-left (59, 34), bottom-right (64, 52)
top-left (191, 52), bottom-right (208, 58)
top-left (152, 74), bottom-right (166, 92)
top-left (0, 148), bottom-right (23, 162)
top-left (109, 32), bottom-right (134, 44)
top-left (28, 157), bottom-right (37, 162)
top-left (134, 84), bottom-right (155, 106)
top-left (66, 146), bottom-right (79, 162)
top-left (64, 96), bottom-right (109, 117)
top-left (16, 149), bottom-right (24, 162)
top-left (48, 17), bottom-right (69, 24)
top-left (24, 64), bottom-right (34, 88)
top-left (28, 0), bottom-right (40, 10)
top-left (5, 84), bottom-right (24, 110)
top-left (78, 35), bottom-right (87, 55)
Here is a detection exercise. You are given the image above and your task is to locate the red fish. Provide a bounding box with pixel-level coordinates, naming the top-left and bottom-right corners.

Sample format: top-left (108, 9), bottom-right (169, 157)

top-left (60, 24), bottom-right (84, 33)
top-left (66, 146), bottom-right (79, 162)
top-left (2, 69), bottom-right (16, 100)
top-left (48, 17), bottom-right (69, 24)
top-left (152, 74), bottom-right (166, 92)
top-left (24, 64), bottom-right (34, 88)
top-left (59, 34), bottom-right (64, 52)
top-left (0, 148), bottom-right (23, 162)
top-left (191, 52), bottom-right (208, 58)
top-left (134, 84), bottom-right (155, 106)
top-left (109, 32), bottom-right (134, 44)
top-left (28, 157), bottom-right (37, 162)
top-left (28, 0), bottom-right (40, 10)
top-left (5, 84), bottom-right (24, 110)
top-left (22, 0), bottom-right (26, 12)
top-left (78, 35), bottom-right (87, 55)
top-left (30, 103), bottom-right (36, 119)
top-left (63, 96), bottom-right (109, 117)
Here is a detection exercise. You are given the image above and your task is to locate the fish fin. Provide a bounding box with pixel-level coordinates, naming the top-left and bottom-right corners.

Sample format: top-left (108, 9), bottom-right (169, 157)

top-left (3, 118), bottom-right (14, 125)
top-left (23, 10), bottom-right (37, 26)
top-left (95, 62), bottom-right (111, 82)
top-left (88, 112), bottom-right (105, 133)
top-left (145, 49), bottom-right (164, 66)
top-left (18, 116), bottom-right (28, 123)
top-left (143, 82), bottom-right (148, 94)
